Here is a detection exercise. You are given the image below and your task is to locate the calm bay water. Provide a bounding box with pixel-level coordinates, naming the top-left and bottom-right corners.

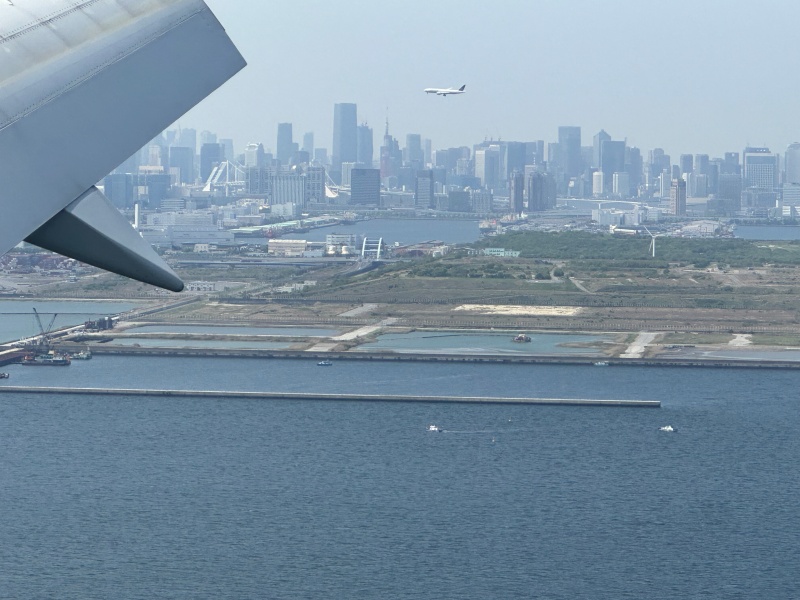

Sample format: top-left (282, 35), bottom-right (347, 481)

top-left (1, 356), bottom-right (799, 598)
top-left (0, 300), bottom-right (140, 343)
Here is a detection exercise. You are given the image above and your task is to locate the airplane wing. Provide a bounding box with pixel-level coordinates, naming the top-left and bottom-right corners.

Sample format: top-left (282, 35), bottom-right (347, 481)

top-left (0, 0), bottom-right (246, 292)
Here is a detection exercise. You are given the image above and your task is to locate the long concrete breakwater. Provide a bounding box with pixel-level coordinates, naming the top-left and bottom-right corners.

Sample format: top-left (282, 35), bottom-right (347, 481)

top-left (0, 386), bottom-right (661, 408)
top-left (61, 344), bottom-right (800, 370)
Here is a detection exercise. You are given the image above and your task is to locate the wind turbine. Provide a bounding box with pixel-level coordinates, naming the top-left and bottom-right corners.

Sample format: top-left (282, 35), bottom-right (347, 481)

top-left (642, 224), bottom-right (661, 258)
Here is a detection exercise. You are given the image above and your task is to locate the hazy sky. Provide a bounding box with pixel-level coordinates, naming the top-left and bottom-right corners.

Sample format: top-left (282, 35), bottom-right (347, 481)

top-left (182, 0), bottom-right (800, 160)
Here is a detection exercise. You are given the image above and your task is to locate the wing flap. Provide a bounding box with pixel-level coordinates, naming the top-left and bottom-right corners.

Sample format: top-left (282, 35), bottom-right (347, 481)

top-left (26, 187), bottom-right (184, 292)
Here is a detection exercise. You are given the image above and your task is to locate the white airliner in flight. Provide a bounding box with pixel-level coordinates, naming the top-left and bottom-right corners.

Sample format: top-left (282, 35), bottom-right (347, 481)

top-left (0, 0), bottom-right (246, 292)
top-left (424, 85), bottom-right (467, 97)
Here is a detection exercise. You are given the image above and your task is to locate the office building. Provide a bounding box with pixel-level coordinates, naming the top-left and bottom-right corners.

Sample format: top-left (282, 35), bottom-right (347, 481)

top-left (415, 170), bottom-right (434, 209)
top-left (592, 171), bottom-right (604, 197)
top-left (786, 143), bottom-right (800, 185)
top-left (351, 168), bottom-right (381, 205)
top-left (244, 143), bottom-right (266, 168)
top-left (510, 172), bottom-right (525, 215)
top-left (527, 172), bottom-right (557, 211)
top-left (169, 146), bottom-right (194, 184)
top-left (405, 134), bottom-right (424, 168)
top-left (593, 130), bottom-right (611, 169)
top-left (670, 178), bottom-right (687, 215)
top-left (304, 166), bottom-right (326, 205)
top-left (277, 123), bottom-right (293, 164)
top-left (271, 172), bottom-right (305, 206)
top-left (680, 154), bottom-right (694, 175)
top-left (600, 140), bottom-right (625, 193)
top-left (612, 172), bottom-right (630, 198)
top-left (104, 173), bottom-right (135, 209)
top-left (341, 162), bottom-right (357, 187)
top-left (558, 126), bottom-right (582, 178)
top-left (199, 143), bottom-right (223, 182)
top-left (475, 147), bottom-right (500, 190)
top-left (302, 132), bottom-right (314, 156)
top-left (332, 103), bottom-right (358, 169)
top-left (357, 124), bottom-right (373, 167)
top-left (743, 147), bottom-right (779, 191)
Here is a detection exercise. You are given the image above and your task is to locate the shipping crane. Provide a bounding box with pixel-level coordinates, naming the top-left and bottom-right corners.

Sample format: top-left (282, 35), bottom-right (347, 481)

top-left (32, 307), bottom-right (58, 350)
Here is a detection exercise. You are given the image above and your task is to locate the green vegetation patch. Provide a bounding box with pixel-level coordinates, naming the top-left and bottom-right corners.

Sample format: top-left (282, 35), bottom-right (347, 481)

top-left (479, 231), bottom-right (800, 268)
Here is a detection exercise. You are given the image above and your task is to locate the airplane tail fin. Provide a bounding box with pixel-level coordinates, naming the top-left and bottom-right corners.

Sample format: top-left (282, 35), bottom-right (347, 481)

top-left (25, 188), bottom-right (184, 292)
top-left (459, 84), bottom-right (467, 91)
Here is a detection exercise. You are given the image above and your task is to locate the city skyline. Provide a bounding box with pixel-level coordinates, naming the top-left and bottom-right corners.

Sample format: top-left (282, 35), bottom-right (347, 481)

top-left (180, 0), bottom-right (800, 159)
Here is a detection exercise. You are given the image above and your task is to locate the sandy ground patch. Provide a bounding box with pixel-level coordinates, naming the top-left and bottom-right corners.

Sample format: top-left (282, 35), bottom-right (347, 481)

top-left (621, 332), bottom-right (659, 359)
top-left (454, 304), bottom-right (583, 317)
top-left (729, 334), bottom-right (753, 347)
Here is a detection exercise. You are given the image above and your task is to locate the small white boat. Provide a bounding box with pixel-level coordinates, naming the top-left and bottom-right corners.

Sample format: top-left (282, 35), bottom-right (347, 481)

top-left (659, 425), bottom-right (675, 432)
top-left (70, 348), bottom-right (92, 360)
top-left (427, 424), bottom-right (440, 432)
top-left (594, 361), bottom-right (609, 367)
top-left (317, 360), bottom-right (332, 366)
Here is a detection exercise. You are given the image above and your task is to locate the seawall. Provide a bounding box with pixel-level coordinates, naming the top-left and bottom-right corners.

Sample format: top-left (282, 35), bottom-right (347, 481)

top-left (0, 386), bottom-right (661, 408)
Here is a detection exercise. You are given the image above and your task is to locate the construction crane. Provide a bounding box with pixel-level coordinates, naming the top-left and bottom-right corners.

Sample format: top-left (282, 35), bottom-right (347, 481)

top-left (32, 307), bottom-right (58, 350)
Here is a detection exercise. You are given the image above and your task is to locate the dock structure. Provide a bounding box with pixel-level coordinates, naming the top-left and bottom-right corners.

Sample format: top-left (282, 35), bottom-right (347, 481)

top-left (0, 386), bottom-right (661, 408)
top-left (0, 349), bottom-right (25, 366)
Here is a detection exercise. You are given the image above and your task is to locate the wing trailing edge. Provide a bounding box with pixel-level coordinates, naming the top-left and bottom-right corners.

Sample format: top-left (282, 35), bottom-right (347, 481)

top-left (26, 188), bottom-right (184, 293)
top-left (0, 0), bottom-right (246, 291)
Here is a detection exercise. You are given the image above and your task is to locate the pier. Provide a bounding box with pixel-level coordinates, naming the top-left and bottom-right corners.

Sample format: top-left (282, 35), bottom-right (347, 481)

top-left (0, 386), bottom-right (661, 408)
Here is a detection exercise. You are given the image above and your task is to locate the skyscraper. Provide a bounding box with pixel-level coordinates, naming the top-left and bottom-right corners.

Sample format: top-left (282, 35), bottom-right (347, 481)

top-left (558, 126), bottom-right (582, 178)
top-left (380, 119), bottom-right (402, 179)
top-left (169, 146), bottom-right (194, 184)
top-left (743, 147), bottom-right (778, 191)
top-left (244, 143), bottom-right (266, 168)
top-left (351, 169), bottom-right (381, 205)
top-left (593, 130), bottom-right (611, 169)
top-left (200, 142), bottom-right (223, 182)
top-left (679, 154), bottom-right (694, 175)
top-left (670, 178), bottom-right (687, 215)
top-left (357, 124), bottom-right (373, 167)
top-left (405, 134), bottom-right (424, 168)
top-left (277, 123), bottom-right (293, 164)
top-left (785, 143), bottom-right (800, 185)
top-left (475, 148), bottom-right (500, 190)
top-left (510, 172), bottom-right (525, 215)
top-left (332, 103), bottom-right (358, 170)
top-left (302, 132), bottom-right (314, 156)
top-left (600, 140), bottom-right (625, 193)
top-left (415, 170), bottom-right (434, 209)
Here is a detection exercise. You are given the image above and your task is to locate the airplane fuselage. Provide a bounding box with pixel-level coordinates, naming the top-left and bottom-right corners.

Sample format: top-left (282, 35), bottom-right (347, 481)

top-left (424, 85), bottom-right (466, 96)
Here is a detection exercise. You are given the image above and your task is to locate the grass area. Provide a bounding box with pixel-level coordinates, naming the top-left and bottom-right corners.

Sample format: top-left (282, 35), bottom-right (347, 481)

top-left (479, 231), bottom-right (800, 268)
top-left (659, 333), bottom-right (734, 345)
top-left (749, 334), bottom-right (800, 346)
